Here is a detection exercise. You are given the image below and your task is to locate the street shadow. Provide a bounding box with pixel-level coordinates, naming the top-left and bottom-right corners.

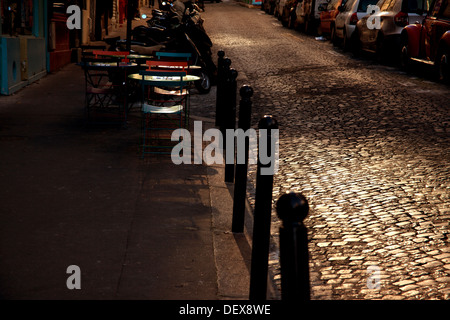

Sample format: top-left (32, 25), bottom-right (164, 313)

top-left (233, 232), bottom-right (252, 273)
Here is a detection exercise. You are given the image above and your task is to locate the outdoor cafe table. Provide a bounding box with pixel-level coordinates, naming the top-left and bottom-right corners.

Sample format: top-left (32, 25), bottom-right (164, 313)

top-left (127, 73), bottom-right (201, 83)
top-left (81, 61), bottom-right (141, 126)
top-left (94, 52), bottom-right (154, 64)
top-left (94, 52), bottom-right (153, 59)
top-left (127, 73), bottom-right (201, 128)
top-left (83, 61), bottom-right (139, 69)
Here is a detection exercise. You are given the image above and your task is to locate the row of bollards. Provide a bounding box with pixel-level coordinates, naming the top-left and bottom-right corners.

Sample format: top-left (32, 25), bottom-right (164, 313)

top-left (215, 50), bottom-right (311, 301)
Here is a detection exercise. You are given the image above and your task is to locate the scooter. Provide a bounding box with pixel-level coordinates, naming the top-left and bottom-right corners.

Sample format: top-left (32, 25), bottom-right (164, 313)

top-left (129, 1), bottom-right (216, 93)
top-left (108, 21), bottom-right (215, 93)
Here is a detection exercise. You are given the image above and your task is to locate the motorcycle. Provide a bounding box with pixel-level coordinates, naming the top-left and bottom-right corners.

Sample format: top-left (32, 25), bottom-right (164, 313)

top-left (123, 0), bottom-right (216, 93)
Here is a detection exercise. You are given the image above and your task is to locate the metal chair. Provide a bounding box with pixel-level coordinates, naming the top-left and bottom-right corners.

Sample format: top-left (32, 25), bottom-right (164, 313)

top-left (93, 50), bottom-right (131, 62)
top-left (81, 53), bottom-right (140, 126)
top-left (145, 60), bottom-right (191, 126)
top-left (155, 51), bottom-right (192, 62)
top-left (81, 57), bottom-right (123, 124)
top-left (139, 69), bottom-right (189, 156)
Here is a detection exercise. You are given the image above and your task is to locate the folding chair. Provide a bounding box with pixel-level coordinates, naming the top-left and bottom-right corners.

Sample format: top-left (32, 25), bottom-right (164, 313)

top-left (155, 51), bottom-right (192, 62)
top-left (93, 50), bottom-right (131, 62)
top-left (145, 60), bottom-right (190, 103)
top-left (81, 57), bottom-right (127, 125)
top-left (146, 60), bottom-right (189, 72)
top-left (81, 45), bottom-right (106, 58)
top-left (139, 69), bottom-right (189, 156)
top-left (151, 55), bottom-right (193, 126)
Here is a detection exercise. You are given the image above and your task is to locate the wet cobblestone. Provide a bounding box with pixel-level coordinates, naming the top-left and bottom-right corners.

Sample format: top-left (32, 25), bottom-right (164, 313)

top-left (200, 1), bottom-right (450, 299)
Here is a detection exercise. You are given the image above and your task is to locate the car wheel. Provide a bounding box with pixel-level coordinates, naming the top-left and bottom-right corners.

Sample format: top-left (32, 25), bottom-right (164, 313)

top-left (399, 34), bottom-right (411, 72)
top-left (436, 47), bottom-right (450, 83)
top-left (302, 18), bottom-right (308, 34)
top-left (195, 69), bottom-right (211, 94)
top-left (376, 34), bottom-right (387, 64)
top-left (270, 5), bottom-right (275, 15)
top-left (342, 29), bottom-right (349, 51)
top-left (331, 25), bottom-right (338, 47)
top-left (351, 30), bottom-right (362, 57)
top-left (348, 31), bottom-right (356, 53)
top-left (282, 11), bottom-right (288, 27)
top-left (288, 12), bottom-right (296, 29)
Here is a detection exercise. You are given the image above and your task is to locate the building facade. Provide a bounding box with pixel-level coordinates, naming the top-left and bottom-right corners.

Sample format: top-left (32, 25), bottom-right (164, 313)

top-left (1, 0), bottom-right (139, 95)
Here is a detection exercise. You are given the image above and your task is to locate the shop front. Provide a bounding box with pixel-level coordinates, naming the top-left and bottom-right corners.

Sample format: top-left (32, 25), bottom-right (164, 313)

top-left (0, 0), bottom-right (47, 95)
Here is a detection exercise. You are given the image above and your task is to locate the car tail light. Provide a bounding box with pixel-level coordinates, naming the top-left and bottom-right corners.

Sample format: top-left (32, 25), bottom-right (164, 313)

top-left (394, 12), bottom-right (409, 27)
top-left (350, 12), bottom-right (358, 25)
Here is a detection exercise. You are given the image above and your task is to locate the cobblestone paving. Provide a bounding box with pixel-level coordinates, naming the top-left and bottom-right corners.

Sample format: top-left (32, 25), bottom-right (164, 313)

top-left (196, 1), bottom-right (450, 299)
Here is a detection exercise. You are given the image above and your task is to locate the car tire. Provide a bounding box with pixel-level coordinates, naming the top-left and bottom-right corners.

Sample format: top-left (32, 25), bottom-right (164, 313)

top-left (342, 29), bottom-right (350, 51)
top-left (288, 12), bottom-right (296, 29)
top-left (304, 18), bottom-right (310, 34)
top-left (195, 69), bottom-right (212, 94)
top-left (331, 25), bottom-right (338, 47)
top-left (376, 34), bottom-right (387, 64)
top-left (399, 34), bottom-right (411, 72)
top-left (282, 11), bottom-right (288, 27)
top-left (436, 47), bottom-right (450, 83)
top-left (351, 30), bottom-right (362, 57)
top-left (270, 5), bottom-right (275, 15)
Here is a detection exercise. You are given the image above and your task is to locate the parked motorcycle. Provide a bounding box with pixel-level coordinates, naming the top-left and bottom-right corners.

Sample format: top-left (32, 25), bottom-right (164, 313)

top-left (127, 0), bottom-right (216, 93)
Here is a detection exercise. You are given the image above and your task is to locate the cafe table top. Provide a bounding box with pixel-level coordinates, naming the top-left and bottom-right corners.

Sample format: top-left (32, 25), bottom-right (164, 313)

top-left (139, 64), bottom-right (202, 70)
top-left (94, 53), bottom-right (154, 60)
top-left (128, 73), bottom-right (201, 82)
top-left (82, 61), bottom-right (139, 68)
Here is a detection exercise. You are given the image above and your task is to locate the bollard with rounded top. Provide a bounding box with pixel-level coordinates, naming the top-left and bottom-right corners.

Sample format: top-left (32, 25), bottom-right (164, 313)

top-left (276, 192), bottom-right (309, 225)
top-left (240, 85), bottom-right (253, 102)
top-left (218, 58), bottom-right (232, 130)
top-left (231, 85), bottom-right (253, 233)
top-left (249, 115), bottom-right (279, 301)
top-left (237, 85), bottom-right (253, 130)
top-left (218, 50), bottom-right (225, 60)
top-left (215, 50), bottom-right (226, 127)
top-left (258, 115), bottom-right (279, 131)
top-left (223, 68), bottom-right (238, 183)
top-left (276, 192), bottom-right (311, 301)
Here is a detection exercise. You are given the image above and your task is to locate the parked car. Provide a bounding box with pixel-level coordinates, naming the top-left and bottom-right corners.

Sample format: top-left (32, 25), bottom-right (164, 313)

top-left (280, 0), bottom-right (299, 27)
top-left (333, 0), bottom-right (380, 49)
top-left (400, 0), bottom-right (450, 81)
top-left (319, 0), bottom-right (347, 35)
top-left (275, 0), bottom-right (288, 18)
top-left (293, 0), bottom-right (330, 34)
top-left (263, 0), bottom-right (277, 14)
top-left (354, 0), bottom-right (430, 61)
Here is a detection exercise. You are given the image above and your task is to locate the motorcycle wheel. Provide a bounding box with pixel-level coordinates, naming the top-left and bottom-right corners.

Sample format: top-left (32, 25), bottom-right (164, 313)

top-left (195, 69), bottom-right (211, 94)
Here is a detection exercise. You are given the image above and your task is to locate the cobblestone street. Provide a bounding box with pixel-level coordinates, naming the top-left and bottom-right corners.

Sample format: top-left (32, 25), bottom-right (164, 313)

top-left (199, 1), bottom-right (450, 300)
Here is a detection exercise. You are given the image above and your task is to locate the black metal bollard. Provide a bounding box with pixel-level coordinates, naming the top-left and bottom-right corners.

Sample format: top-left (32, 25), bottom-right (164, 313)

top-left (231, 85), bottom-right (253, 233)
top-left (249, 115), bottom-right (279, 301)
top-left (276, 192), bottom-right (311, 301)
top-left (217, 58), bottom-right (231, 134)
top-left (222, 68), bottom-right (238, 183)
top-left (215, 50), bottom-right (226, 127)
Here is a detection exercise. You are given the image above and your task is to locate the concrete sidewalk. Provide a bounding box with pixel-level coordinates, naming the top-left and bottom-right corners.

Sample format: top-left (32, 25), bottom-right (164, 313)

top-left (0, 61), bottom-right (254, 299)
